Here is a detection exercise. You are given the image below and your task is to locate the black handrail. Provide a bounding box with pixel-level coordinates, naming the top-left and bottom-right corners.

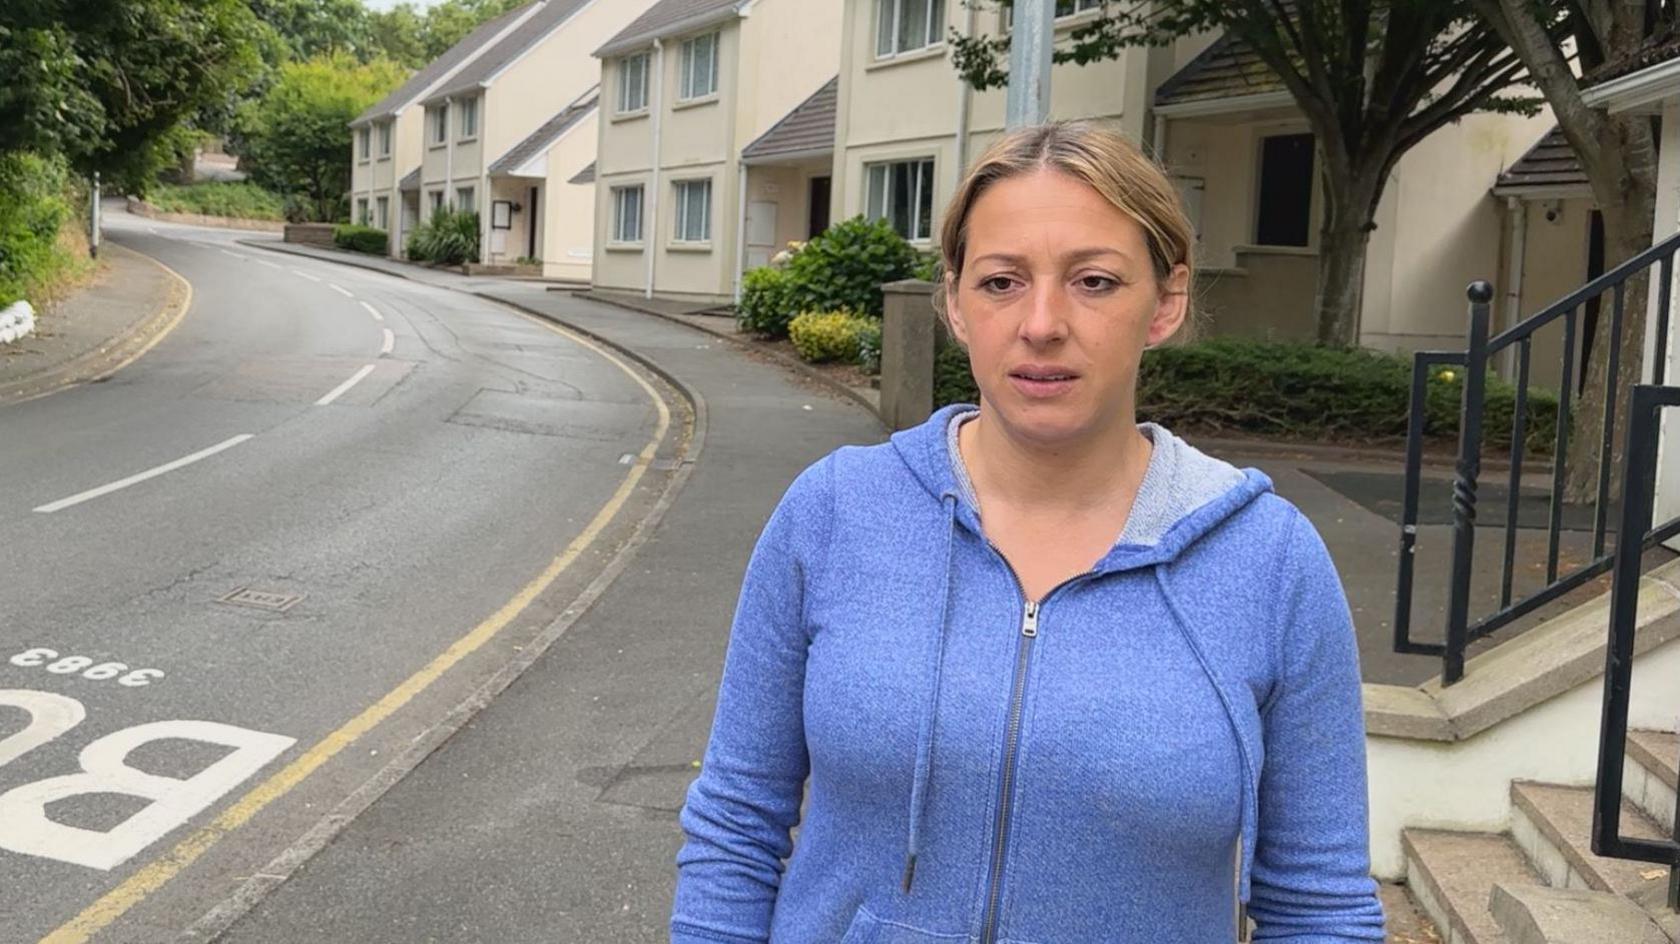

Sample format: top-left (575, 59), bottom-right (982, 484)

top-left (1392, 228), bottom-right (1680, 684)
top-left (1592, 384), bottom-right (1680, 908)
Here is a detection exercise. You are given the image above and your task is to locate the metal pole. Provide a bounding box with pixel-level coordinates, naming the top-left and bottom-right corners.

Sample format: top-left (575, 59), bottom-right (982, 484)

top-left (1006, 0), bottom-right (1055, 129)
top-left (1443, 280), bottom-right (1494, 685)
top-left (89, 172), bottom-right (100, 259)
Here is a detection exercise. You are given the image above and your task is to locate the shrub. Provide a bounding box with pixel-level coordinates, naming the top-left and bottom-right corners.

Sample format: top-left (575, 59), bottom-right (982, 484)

top-left (913, 251), bottom-right (941, 283)
top-left (146, 182), bottom-right (285, 221)
top-left (406, 209), bottom-right (479, 265)
top-left (788, 311), bottom-right (875, 364)
top-left (856, 319), bottom-right (883, 375)
top-left (0, 153), bottom-right (77, 307)
top-left (785, 216), bottom-right (919, 318)
top-left (333, 224), bottom-right (389, 255)
top-left (737, 265), bottom-right (798, 337)
top-left (932, 337), bottom-right (1558, 453)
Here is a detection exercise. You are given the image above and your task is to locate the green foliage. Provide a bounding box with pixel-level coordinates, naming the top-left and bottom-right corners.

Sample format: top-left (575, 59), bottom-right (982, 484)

top-left (250, 0), bottom-right (374, 62)
top-left (147, 182), bottom-right (285, 220)
top-left (784, 217), bottom-right (920, 318)
top-left (417, 0), bottom-right (528, 61)
top-left (236, 53), bottom-right (406, 222)
top-left (0, 153), bottom-right (80, 307)
top-left (736, 266), bottom-right (798, 337)
top-left (913, 251), bottom-right (941, 283)
top-left (0, 0), bottom-right (262, 190)
top-left (931, 338), bottom-right (1558, 452)
top-left (856, 319), bottom-right (883, 375)
top-left (333, 223), bottom-right (389, 255)
top-left (788, 311), bottom-right (875, 365)
top-left (405, 210), bottom-right (479, 265)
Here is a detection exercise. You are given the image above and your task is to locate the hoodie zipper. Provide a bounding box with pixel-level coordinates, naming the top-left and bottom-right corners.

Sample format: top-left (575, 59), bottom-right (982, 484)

top-left (978, 558), bottom-right (1091, 944)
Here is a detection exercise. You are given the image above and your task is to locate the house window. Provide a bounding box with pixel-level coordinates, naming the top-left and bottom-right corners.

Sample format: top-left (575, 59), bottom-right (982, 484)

top-left (1255, 133), bottom-right (1314, 247)
top-left (430, 105), bottom-right (448, 145)
top-left (458, 97), bottom-right (478, 139)
top-left (1005, 0), bottom-right (1103, 25)
top-left (617, 53), bottom-right (650, 113)
top-left (357, 198), bottom-right (370, 225)
top-left (376, 196), bottom-right (389, 230)
top-left (876, 0), bottom-right (944, 57)
top-left (358, 127), bottom-right (371, 161)
top-left (673, 179), bottom-right (712, 243)
top-left (429, 190), bottom-right (444, 214)
top-left (378, 122), bottom-right (392, 158)
top-left (679, 32), bottom-right (719, 100)
top-left (865, 158), bottom-right (935, 241)
top-left (611, 185), bottom-right (644, 243)
top-left (455, 186), bottom-right (475, 211)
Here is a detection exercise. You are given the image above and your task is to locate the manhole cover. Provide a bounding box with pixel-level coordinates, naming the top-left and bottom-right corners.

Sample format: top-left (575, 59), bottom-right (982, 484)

top-left (217, 587), bottom-right (304, 612)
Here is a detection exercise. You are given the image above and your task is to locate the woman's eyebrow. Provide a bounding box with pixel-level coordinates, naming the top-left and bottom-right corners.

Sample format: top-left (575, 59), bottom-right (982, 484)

top-left (969, 248), bottom-right (1129, 268)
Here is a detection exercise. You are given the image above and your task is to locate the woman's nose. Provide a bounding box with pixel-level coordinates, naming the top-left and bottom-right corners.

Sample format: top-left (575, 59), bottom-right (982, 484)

top-left (1018, 284), bottom-right (1068, 343)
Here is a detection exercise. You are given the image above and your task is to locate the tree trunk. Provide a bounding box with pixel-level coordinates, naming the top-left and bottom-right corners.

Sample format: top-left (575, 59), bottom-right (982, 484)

top-left (1562, 113), bottom-right (1657, 505)
top-left (1313, 166), bottom-right (1380, 348)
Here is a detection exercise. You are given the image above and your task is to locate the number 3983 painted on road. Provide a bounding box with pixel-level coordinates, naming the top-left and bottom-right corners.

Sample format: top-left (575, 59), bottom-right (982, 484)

top-left (10, 648), bottom-right (165, 686)
top-left (0, 689), bottom-right (295, 870)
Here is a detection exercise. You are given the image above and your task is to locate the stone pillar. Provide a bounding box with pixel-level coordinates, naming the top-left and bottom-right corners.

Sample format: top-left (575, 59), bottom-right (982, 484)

top-left (879, 279), bottom-right (940, 430)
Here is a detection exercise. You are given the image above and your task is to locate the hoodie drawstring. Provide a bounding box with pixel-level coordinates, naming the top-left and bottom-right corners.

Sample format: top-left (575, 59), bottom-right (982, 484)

top-left (902, 493), bottom-right (959, 894)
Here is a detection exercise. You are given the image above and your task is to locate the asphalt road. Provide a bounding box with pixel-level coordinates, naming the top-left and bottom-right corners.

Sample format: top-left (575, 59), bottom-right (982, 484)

top-left (0, 208), bottom-right (688, 943)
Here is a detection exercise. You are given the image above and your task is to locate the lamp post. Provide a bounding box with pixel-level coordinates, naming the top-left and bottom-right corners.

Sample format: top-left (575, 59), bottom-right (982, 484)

top-left (1005, 0), bottom-right (1055, 129)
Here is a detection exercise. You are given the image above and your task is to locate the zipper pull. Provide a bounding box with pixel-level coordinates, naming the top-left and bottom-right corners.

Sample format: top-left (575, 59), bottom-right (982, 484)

top-left (1021, 601), bottom-right (1039, 637)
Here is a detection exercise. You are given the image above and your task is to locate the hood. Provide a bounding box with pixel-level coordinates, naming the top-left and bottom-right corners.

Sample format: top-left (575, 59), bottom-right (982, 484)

top-left (889, 404), bottom-right (1273, 570)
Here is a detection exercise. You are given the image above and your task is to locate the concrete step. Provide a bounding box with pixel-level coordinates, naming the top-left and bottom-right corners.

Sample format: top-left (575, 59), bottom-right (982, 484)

top-left (1381, 881), bottom-right (1446, 943)
top-left (1404, 828), bottom-right (1544, 944)
top-left (1626, 730), bottom-right (1679, 834)
top-left (1510, 781), bottom-right (1670, 898)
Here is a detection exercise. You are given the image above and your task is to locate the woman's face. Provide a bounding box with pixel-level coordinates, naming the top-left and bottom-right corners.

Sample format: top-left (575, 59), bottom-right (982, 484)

top-left (945, 167), bottom-right (1188, 448)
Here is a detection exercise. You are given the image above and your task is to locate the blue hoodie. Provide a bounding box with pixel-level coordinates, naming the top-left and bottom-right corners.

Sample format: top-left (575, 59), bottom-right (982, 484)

top-left (673, 405), bottom-right (1385, 943)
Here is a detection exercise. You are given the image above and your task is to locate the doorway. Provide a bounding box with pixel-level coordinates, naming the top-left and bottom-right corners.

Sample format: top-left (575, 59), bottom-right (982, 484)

top-left (808, 176), bottom-right (831, 238)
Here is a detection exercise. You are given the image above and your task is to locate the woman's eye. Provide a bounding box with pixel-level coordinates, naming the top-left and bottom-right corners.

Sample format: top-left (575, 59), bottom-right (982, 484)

top-left (980, 276), bottom-right (1016, 292)
top-left (1077, 275), bottom-right (1119, 291)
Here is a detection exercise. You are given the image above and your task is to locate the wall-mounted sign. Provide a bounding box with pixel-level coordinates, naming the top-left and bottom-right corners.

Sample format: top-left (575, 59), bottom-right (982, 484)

top-left (491, 200), bottom-right (514, 230)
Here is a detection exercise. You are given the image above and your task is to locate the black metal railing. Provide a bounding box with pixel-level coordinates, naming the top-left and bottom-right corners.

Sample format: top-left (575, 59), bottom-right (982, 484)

top-left (1394, 229), bottom-right (1680, 684)
top-left (1592, 384), bottom-right (1680, 907)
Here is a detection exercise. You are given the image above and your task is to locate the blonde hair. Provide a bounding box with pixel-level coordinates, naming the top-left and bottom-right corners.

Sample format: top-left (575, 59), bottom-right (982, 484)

top-left (934, 121), bottom-right (1195, 334)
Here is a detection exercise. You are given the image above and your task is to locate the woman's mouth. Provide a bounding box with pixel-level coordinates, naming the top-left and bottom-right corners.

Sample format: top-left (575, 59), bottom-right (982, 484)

top-left (1008, 366), bottom-right (1079, 398)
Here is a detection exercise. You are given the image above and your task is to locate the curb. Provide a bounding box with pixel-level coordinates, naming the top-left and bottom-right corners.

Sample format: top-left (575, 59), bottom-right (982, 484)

top-left (0, 242), bottom-right (192, 407)
top-left (578, 290), bottom-right (887, 429)
top-left (181, 242), bottom-right (710, 943)
top-left (234, 238), bottom-right (423, 281)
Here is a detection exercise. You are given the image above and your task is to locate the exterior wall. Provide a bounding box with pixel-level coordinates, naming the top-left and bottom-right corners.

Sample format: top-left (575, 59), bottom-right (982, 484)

top-left (421, 105), bottom-right (450, 219)
top-left (743, 157), bottom-right (830, 268)
top-left (1504, 196), bottom-right (1593, 392)
top-left (541, 110), bottom-right (601, 281)
top-left (487, 176), bottom-right (539, 262)
top-left (736, 0), bottom-right (843, 154)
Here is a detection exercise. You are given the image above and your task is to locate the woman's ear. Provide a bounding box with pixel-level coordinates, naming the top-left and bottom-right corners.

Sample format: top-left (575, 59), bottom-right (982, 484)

top-left (944, 272), bottom-right (971, 348)
top-left (1146, 263), bottom-right (1190, 348)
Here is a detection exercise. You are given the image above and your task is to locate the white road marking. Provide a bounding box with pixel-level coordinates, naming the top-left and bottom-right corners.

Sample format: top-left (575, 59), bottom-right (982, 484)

top-left (255, 259), bottom-right (283, 270)
top-left (328, 284), bottom-right (354, 298)
top-left (360, 301), bottom-right (383, 321)
top-left (380, 329), bottom-right (394, 356)
top-left (218, 249), bottom-right (245, 260)
top-left (315, 364), bottom-right (377, 406)
top-left (291, 269), bottom-right (321, 283)
top-left (33, 435), bottom-right (255, 514)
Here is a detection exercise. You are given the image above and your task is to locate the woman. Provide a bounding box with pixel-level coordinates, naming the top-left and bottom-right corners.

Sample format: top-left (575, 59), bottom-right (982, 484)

top-left (672, 122), bottom-right (1385, 943)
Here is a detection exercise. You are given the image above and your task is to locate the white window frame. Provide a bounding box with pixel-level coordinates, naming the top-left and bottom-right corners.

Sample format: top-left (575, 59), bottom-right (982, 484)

top-left (455, 186), bottom-right (476, 211)
top-left (378, 121), bottom-right (392, 158)
top-left (428, 190), bottom-right (444, 215)
top-left (672, 179), bottom-right (712, 244)
top-left (430, 106), bottom-right (448, 146)
top-left (678, 32), bottom-right (720, 101)
top-left (357, 197), bottom-right (370, 225)
top-left (864, 157), bottom-right (936, 242)
top-left (611, 185), bottom-right (644, 244)
top-left (617, 53), bottom-right (650, 114)
top-left (357, 127), bottom-right (371, 162)
top-left (376, 196), bottom-right (390, 230)
top-left (1004, 0), bottom-right (1103, 28)
top-left (458, 97), bottom-right (478, 140)
top-left (875, 0), bottom-right (945, 58)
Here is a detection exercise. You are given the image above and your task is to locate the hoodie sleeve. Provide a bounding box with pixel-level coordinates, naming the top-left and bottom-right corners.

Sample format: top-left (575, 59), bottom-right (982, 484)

top-left (671, 456), bottom-right (834, 944)
top-left (1248, 511), bottom-right (1387, 942)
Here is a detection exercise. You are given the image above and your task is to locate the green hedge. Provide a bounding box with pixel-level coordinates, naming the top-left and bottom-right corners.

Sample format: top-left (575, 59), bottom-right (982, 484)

top-left (737, 216), bottom-right (919, 338)
top-left (147, 182), bottom-right (285, 221)
top-left (406, 209), bottom-right (479, 265)
top-left (0, 153), bottom-right (78, 307)
top-left (933, 338), bottom-right (1559, 452)
top-left (789, 311), bottom-right (875, 364)
top-left (333, 224), bottom-right (388, 255)
top-left (737, 266), bottom-right (797, 337)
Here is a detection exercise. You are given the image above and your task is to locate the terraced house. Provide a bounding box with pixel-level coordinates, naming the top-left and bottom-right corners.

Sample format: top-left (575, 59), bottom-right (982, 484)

top-left (589, 0), bottom-right (844, 302)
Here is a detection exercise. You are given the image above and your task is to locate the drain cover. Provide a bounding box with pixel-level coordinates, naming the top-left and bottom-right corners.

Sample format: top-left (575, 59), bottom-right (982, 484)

top-left (217, 587), bottom-right (304, 612)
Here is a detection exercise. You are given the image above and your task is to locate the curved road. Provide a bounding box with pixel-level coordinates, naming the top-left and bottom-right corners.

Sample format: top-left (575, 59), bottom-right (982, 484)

top-left (0, 208), bottom-right (687, 942)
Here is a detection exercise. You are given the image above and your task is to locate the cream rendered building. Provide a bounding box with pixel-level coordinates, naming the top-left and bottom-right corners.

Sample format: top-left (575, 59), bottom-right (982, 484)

top-left (349, 2), bottom-right (542, 256)
top-left (411, 0), bottom-right (663, 279)
top-left (590, 0), bottom-right (844, 302)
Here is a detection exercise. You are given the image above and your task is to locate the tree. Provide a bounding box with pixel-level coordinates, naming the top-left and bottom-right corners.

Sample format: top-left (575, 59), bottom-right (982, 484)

top-left (0, 0), bottom-right (261, 191)
top-left (366, 3), bottom-right (430, 69)
top-left (419, 0), bottom-right (527, 61)
top-left (951, 1), bottom-right (1535, 348)
top-left (236, 54), bottom-right (405, 222)
top-left (249, 0), bottom-right (372, 62)
top-left (1468, 0), bottom-right (1664, 501)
